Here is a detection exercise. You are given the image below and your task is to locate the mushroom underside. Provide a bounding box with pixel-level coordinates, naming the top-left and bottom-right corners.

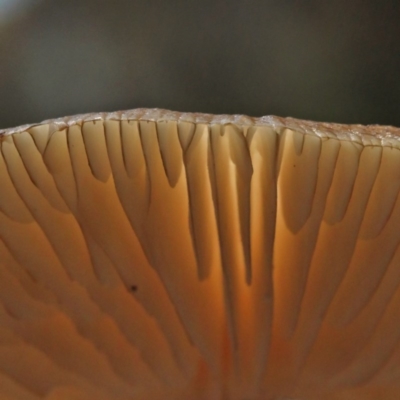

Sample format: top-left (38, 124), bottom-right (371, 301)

top-left (0, 110), bottom-right (400, 400)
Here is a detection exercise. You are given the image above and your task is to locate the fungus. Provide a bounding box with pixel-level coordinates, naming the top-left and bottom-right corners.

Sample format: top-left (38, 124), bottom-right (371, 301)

top-left (1, 109), bottom-right (400, 399)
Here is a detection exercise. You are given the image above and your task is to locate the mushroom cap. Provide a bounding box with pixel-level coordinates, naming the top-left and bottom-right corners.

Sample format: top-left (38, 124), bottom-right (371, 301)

top-left (1, 109), bottom-right (400, 399)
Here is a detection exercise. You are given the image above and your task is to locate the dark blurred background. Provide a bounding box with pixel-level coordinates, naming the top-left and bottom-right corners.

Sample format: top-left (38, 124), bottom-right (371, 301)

top-left (0, 0), bottom-right (399, 129)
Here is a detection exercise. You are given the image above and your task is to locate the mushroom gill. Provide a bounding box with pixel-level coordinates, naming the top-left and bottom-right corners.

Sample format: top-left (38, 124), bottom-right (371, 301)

top-left (0, 109), bottom-right (400, 400)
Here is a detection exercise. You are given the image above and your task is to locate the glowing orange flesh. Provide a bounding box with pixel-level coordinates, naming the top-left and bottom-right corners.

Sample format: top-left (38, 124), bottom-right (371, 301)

top-left (1, 109), bottom-right (400, 399)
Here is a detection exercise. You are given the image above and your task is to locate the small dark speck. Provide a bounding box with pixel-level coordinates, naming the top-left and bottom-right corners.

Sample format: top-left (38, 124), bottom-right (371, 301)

top-left (130, 285), bottom-right (138, 292)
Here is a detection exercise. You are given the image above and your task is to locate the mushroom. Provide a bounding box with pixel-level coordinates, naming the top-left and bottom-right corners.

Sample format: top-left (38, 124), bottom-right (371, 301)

top-left (0, 108), bottom-right (400, 400)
